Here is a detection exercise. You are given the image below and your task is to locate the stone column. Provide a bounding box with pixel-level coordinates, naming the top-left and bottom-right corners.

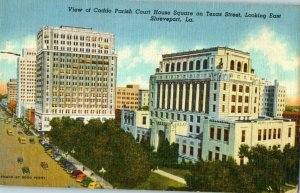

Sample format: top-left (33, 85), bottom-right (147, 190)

top-left (170, 83), bottom-right (174, 110)
top-left (203, 82), bottom-right (207, 112)
top-left (165, 83), bottom-right (169, 109)
top-left (195, 82), bottom-right (200, 112)
top-left (159, 83), bottom-right (163, 109)
top-left (189, 83), bottom-right (193, 111)
top-left (176, 83), bottom-right (180, 110)
top-left (182, 83), bottom-right (186, 111)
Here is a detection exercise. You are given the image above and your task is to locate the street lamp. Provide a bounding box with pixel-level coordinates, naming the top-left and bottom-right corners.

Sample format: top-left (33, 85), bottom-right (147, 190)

top-left (99, 167), bottom-right (106, 185)
top-left (0, 51), bottom-right (20, 56)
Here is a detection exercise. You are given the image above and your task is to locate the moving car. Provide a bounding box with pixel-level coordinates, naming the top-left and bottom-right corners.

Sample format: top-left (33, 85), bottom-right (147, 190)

top-left (40, 161), bottom-right (48, 169)
top-left (7, 129), bottom-right (13, 136)
top-left (88, 182), bottom-right (101, 189)
top-left (17, 156), bottom-right (24, 164)
top-left (22, 166), bottom-right (30, 175)
top-left (18, 136), bottom-right (27, 144)
top-left (76, 173), bottom-right (86, 182)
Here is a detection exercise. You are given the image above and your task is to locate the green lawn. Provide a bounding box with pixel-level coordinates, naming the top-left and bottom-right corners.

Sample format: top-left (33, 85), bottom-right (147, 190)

top-left (134, 172), bottom-right (187, 190)
top-left (160, 167), bottom-right (191, 179)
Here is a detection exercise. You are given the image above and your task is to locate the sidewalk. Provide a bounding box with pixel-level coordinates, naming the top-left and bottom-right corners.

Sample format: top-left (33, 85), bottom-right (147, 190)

top-left (63, 153), bottom-right (113, 189)
top-left (153, 169), bottom-right (186, 185)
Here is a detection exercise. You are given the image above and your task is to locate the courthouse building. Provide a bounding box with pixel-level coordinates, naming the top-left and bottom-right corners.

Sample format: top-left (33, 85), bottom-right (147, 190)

top-left (35, 26), bottom-right (117, 131)
top-left (16, 48), bottom-right (37, 118)
top-left (149, 47), bottom-right (295, 163)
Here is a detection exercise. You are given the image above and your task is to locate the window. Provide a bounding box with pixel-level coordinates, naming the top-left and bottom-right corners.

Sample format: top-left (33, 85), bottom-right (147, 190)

top-left (223, 83), bottom-right (226, 90)
top-left (215, 152), bottom-right (219, 160)
top-left (224, 129), bottom-right (229, 142)
top-left (182, 62), bottom-right (187, 71)
top-left (196, 126), bottom-right (200, 133)
top-left (231, 106), bottom-right (235, 113)
top-left (222, 105), bottom-right (225, 113)
top-left (210, 127), bottom-right (214, 139)
top-left (244, 106), bottom-right (248, 113)
top-left (190, 146), bottom-right (194, 156)
top-left (214, 83), bottom-right (217, 90)
top-left (182, 145), bottom-right (186, 154)
top-left (189, 61), bottom-right (194, 70)
top-left (231, 95), bottom-right (236, 102)
top-left (238, 96), bottom-right (243, 102)
top-left (142, 116), bottom-right (146, 125)
top-left (273, 129), bottom-right (276, 139)
top-left (278, 128), bottom-right (281, 139)
top-left (258, 129), bottom-right (261, 141)
top-left (176, 62), bottom-right (181, 71)
top-left (213, 105), bottom-right (216, 112)
top-left (190, 115), bottom-right (193, 122)
top-left (223, 94), bottom-right (226, 101)
top-left (268, 129), bottom-right (272, 139)
top-left (217, 128), bottom-right (221, 140)
top-left (244, 63), bottom-right (248, 72)
top-left (197, 116), bottom-right (200, 123)
top-left (241, 130), bottom-right (245, 142)
top-left (189, 125), bottom-right (193, 133)
top-left (245, 86), bottom-right (249, 93)
top-left (171, 63), bottom-right (175, 72)
top-left (165, 63), bottom-right (170, 72)
top-left (222, 155), bottom-right (227, 161)
top-left (245, 96), bottom-right (249, 103)
top-left (213, 94), bottom-right (217, 101)
top-left (239, 85), bottom-right (243, 92)
top-left (203, 59), bottom-right (208, 69)
top-left (263, 129), bottom-right (267, 140)
top-left (288, 127), bottom-right (291, 137)
top-left (208, 151), bottom-right (213, 161)
top-left (198, 148), bottom-right (202, 158)
top-left (196, 60), bottom-right (200, 70)
top-left (240, 156), bottom-right (244, 165)
top-left (238, 106), bottom-right (242, 113)
top-left (177, 114), bottom-right (180, 120)
top-left (232, 84), bottom-right (236, 91)
top-left (183, 115), bottom-right (186, 121)
top-left (230, 60), bottom-right (235, 70)
top-left (237, 62), bottom-right (242, 71)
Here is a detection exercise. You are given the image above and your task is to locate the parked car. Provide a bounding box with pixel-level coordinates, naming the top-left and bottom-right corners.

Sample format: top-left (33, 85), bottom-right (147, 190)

top-left (66, 165), bottom-right (77, 174)
top-left (54, 155), bottom-right (62, 161)
top-left (17, 156), bottom-right (23, 164)
top-left (7, 129), bottom-right (13, 136)
top-left (82, 177), bottom-right (93, 187)
top-left (76, 173), bottom-right (86, 182)
top-left (88, 182), bottom-right (101, 189)
top-left (71, 170), bottom-right (83, 178)
top-left (40, 161), bottom-right (48, 169)
top-left (22, 166), bottom-right (30, 175)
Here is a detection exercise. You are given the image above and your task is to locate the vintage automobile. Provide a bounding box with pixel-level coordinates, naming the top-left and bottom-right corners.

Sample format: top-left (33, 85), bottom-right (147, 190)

top-left (88, 182), bottom-right (101, 189)
top-left (17, 156), bottom-right (23, 164)
top-left (40, 161), bottom-right (49, 169)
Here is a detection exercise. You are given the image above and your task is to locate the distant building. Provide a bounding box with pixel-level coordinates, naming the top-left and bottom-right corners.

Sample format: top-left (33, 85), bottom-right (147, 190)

top-left (116, 85), bottom-right (139, 110)
top-left (16, 48), bottom-right (37, 118)
top-left (121, 109), bottom-right (150, 142)
top-left (138, 89), bottom-right (149, 108)
top-left (35, 26), bottom-right (117, 131)
top-left (7, 79), bottom-right (17, 115)
top-left (283, 110), bottom-right (300, 144)
top-left (1, 98), bottom-right (8, 109)
top-left (149, 47), bottom-right (296, 163)
top-left (262, 80), bottom-right (285, 118)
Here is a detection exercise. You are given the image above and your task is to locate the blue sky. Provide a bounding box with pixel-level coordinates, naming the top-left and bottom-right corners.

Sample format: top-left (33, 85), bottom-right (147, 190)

top-left (0, 0), bottom-right (299, 100)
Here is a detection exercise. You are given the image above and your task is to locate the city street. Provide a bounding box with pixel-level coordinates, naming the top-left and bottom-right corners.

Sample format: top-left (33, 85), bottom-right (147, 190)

top-left (0, 109), bottom-right (81, 188)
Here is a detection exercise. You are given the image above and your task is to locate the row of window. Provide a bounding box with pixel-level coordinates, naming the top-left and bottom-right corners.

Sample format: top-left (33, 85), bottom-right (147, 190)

top-left (208, 151), bottom-right (227, 161)
top-left (210, 127), bottom-right (229, 142)
top-left (257, 127), bottom-right (292, 141)
top-left (153, 111), bottom-right (202, 123)
top-left (164, 59), bottom-right (210, 72)
top-left (51, 33), bottom-right (110, 43)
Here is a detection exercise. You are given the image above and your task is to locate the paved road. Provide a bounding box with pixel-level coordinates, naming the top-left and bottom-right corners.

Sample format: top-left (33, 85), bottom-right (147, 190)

top-left (0, 109), bottom-right (81, 188)
top-left (153, 169), bottom-right (186, 185)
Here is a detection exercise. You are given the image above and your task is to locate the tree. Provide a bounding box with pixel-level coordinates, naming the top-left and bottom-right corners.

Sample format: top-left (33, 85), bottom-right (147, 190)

top-left (156, 139), bottom-right (179, 167)
top-left (49, 117), bottom-right (151, 188)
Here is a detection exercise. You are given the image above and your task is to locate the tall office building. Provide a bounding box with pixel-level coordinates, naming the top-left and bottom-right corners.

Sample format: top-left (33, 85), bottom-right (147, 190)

top-left (138, 89), bottom-right (149, 108)
top-left (116, 84), bottom-right (139, 110)
top-left (16, 48), bottom-right (37, 118)
top-left (149, 47), bottom-right (295, 163)
top-left (35, 26), bottom-right (117, 131)
top-left (7, 79), bottom-right (17, 103)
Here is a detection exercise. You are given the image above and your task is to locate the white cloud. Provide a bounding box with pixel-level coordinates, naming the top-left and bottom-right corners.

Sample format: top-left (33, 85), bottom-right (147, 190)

top-left (0, 35), bottom-right (36, 65)
top-left (121, 75), bottom-right (149, 90)
top-left (118, 40), bottom-right (176, 69)
top-left (240, 27), bottom-right (300, 76)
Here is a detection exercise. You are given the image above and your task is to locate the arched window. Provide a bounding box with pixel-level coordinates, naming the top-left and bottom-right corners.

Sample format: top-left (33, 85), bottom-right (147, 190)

top-left (196, 60), bottom-right (201, 70)
top-left (183, 62), bottom-right (187, 71)
top-left (243, 63), bottom-right (247, 72)
top-left (237, 62), bottom-right (241, 71)
top-left (171, 63), bottom-right (175, 72)
top-left (230, 60), bottom-right (235, 70)
top-left (165, 63), bottom-right (170, 72)
top-left (203, 59), bottom-right (208, 69)
top-left (189, 61), bottom-right (194, 70)
top-left (176, 62), bottom-right (181, 71)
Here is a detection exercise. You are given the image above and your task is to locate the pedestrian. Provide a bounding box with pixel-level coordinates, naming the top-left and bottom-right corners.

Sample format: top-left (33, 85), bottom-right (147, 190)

top-left (82, 166), bottom-right (85, 171)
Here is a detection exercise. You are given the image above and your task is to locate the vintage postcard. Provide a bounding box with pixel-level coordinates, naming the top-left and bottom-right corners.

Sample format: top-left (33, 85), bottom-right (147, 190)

top-left (0, 0), bottom-right (299, 192)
